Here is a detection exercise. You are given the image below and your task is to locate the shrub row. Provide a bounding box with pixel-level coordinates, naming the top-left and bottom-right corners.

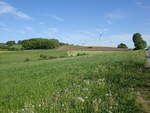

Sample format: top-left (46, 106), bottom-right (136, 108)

top-left (22, 38), bottom-right (60, 50)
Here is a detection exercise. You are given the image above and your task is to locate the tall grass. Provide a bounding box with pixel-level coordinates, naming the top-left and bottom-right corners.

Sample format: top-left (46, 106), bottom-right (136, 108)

top-left (0, 50), bottom-right (147, 113)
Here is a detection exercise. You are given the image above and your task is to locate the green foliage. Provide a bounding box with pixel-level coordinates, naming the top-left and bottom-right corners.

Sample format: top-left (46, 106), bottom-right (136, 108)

top-left (6, 41), bottom-right (16, 46)
top-left (39, 54), bottom-right (49, 60)
top-left (0, 43), bottom-right (8, 49)
top-left (133, 33), bottom-right (147, 50)
top-left (25, 58), bottom-right (30, 62)
top-left (117, 43), bottom-right (128, 48)
top-left (17, 40), bottom-right (23, 44)
top-left (0, 50), bottom-right (147, 113)
top-left (22, 38), bottom-right (60, 50)
top-left (67, 51), bottom-right (88, 57)
top-left (39, 54), bottom-right (58, 60)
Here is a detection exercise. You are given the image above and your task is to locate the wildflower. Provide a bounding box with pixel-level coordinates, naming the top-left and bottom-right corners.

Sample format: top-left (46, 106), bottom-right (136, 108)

top-left (32, 105), bottom-right (35, 108)
top-left (92, 99), bottom-right (99, 112)
top-left (98, 98), bottom-right (102, 103)
top-left (82, 88), bottom-right (88, 91)
top-left (106, 93), bottom-right (109, 96)
top-left (77, 97), bottom-right (85, 102)
top-left (83, 80), bottom-right (90, 85)
top-left (110, 106), bottom-right (113, 109)
top-left (108, 110), bottom-right (113, 113)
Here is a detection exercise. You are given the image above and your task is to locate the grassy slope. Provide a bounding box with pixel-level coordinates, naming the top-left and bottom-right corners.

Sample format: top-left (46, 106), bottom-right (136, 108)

top-left (0, 50), bottom-right (147, 113)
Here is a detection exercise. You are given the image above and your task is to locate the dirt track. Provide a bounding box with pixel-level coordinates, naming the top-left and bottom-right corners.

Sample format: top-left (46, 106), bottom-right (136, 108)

top-left (58, 46), bottom-right (130, 51)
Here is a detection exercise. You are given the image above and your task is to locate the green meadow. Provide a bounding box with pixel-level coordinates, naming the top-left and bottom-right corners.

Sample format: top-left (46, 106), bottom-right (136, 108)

top-left (0, 50), bottom-right (148, 113)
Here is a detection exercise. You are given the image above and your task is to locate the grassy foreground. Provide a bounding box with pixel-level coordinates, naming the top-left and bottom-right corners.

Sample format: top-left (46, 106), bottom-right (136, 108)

top-left (0, 50), bottom-right (148, 113)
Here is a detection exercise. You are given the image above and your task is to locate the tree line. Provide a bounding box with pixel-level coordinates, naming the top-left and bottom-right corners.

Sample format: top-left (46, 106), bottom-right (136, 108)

top-left (0, 38), bottom-right (70, 50)
top-left (0, 33), bottom-right (148, 50)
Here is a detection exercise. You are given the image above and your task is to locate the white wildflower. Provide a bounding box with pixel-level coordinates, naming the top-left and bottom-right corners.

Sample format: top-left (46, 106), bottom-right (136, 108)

top-left (106, 93), bottom-right (109, 96)
top-left (98, 98), bottom-right (102, 103)
top-left (77, 97), bottom-right (85, 102)
top-left (83, 80), bottom-right (90, 85)
top-left (83, 88), bottom-right (88, 91)
top-left (108, 110), bottom-right (113, 113)
top-left (85, 96), bottom-right (88, 99)
top-left (110, 106), bottom-right (113, 109)
top-left (32, 105), bottom-right (35, 108)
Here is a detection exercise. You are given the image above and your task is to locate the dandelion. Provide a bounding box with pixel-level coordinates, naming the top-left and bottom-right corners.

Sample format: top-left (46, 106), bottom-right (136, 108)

top-left (77, 97), bottom-right (85, 102)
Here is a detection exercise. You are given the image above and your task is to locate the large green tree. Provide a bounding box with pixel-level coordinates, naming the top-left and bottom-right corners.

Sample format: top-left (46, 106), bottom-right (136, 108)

top-left (132, 33), bottom-right (147, 50)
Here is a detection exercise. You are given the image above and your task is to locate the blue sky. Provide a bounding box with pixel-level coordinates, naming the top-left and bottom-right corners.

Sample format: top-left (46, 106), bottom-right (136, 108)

top-left (0, 0), bottom-right (150, 48)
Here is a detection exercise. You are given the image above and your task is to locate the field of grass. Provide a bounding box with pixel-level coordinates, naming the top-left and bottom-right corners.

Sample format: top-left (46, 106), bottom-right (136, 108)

top-left (0, 50), bottom-right (148, 113)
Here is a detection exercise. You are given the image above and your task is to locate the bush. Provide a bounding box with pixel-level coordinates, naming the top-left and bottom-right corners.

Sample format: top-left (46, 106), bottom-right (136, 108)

top-left (22, 38), bottom-right (60, 50)
top-left (77, 53), bottom-right (88, 56)
top-left (0, 43), bottom-right (8, 49)
top-left (39, 54), bottom-right (57, 60)
top-left (40, 54), bottom-right (48, 60)
top-left (6, 41), bottom-right (16, 46)
top-left (48, 56), bottom-right (57, 59)
top-left (117, 43), bottom-right (128, 48)
top-left (25, 58), bottom-right (30, 62)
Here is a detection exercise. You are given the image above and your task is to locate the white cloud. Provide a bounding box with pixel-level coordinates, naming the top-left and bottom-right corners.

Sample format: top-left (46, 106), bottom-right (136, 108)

top-left (107, 10), bottom-right (124, 20)
top-left (0, 1), bottom-right (31, 19)
top-left (106, 9), bottom-right (125, 24)
top-left (50, 15), bottom-right (64, 22)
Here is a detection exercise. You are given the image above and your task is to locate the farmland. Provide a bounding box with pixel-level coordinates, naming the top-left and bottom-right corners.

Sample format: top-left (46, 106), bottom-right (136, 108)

top-left (0, 50), bottom-right (149, 113)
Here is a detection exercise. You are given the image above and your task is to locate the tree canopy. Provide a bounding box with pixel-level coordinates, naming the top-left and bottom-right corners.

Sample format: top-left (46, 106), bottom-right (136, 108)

top-left (6, 41), bottom-right (16, 46)
top-left (132, 33), bottom-right (147, 50)
top-left (117, 43), bottom-right (128, 48)
top-left (21, 38), bottom-right (60, 50)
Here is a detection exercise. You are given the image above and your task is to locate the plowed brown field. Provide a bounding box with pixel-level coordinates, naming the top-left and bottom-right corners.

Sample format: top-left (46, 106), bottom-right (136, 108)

top-left (58, 46), bottom-right (130, 51)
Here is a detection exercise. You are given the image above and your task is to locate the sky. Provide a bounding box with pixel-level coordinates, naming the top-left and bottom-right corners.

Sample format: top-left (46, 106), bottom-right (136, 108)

top-left (0, 0), bottom-right (150, 48)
